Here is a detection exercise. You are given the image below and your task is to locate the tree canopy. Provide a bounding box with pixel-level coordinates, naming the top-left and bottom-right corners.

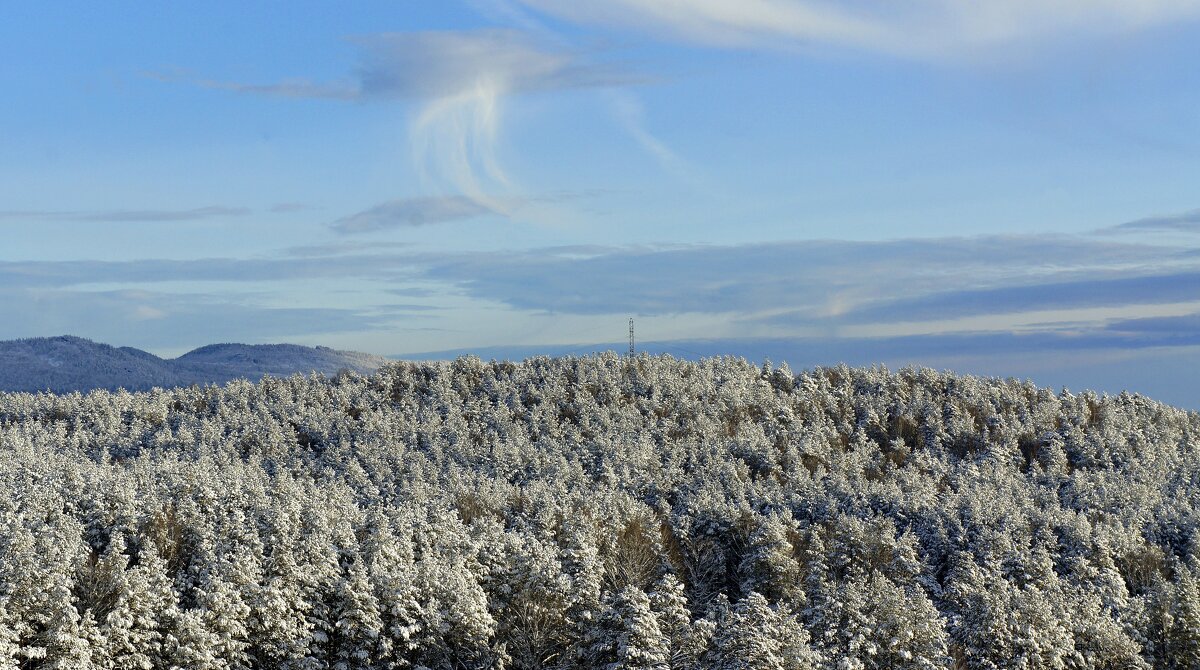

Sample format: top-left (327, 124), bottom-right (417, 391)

top-left (0, 354), bottom-right (1195, 668)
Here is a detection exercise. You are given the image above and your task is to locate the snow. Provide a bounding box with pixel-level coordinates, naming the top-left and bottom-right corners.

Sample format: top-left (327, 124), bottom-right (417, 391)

top-left (0, 354), bottom-right (1190, 668)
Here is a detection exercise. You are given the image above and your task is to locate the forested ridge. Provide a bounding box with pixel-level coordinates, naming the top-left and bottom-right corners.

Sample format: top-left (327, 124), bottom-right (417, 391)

top-left (1, 353), bottom-right (1198, 669)
top-left (0, 336), bottom-right (389, 394)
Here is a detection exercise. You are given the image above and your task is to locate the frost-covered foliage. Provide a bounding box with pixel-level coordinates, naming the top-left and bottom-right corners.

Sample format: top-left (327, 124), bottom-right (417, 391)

top-left (0, 353), bottom-right (1198, 668)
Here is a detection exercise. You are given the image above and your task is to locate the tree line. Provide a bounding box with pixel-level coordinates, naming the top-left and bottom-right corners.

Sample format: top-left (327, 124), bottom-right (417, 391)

top-left (0, 353), bottom-right (1197, 668)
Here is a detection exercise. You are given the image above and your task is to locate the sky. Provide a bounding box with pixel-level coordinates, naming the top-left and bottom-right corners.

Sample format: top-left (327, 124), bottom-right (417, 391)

top-left (4, 1), bottom-right (1200, 407)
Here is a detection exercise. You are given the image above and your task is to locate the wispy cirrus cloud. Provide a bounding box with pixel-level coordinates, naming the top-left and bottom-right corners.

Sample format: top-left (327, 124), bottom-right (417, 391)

top-left (607, 91), bottom-right (690, 179)
top-left (516, 0), bottom-right (1200, 57)
top-left (355, 30), bottom-right (638, 99)
top-left (0, 206), bottom-right (250, 223)
top-left (163, 29), bottom-right (646, 223)
top-left (391, 30), bottom-right (642, 216)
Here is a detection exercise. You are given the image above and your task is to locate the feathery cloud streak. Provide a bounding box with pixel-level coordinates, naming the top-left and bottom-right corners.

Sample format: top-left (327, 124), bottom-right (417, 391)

top-left (176, 30), bottom-right (641, 217)
top-left (390, 31), bottom-right (639, 214)
top-left (516, 0), bottom-right (1200, 57)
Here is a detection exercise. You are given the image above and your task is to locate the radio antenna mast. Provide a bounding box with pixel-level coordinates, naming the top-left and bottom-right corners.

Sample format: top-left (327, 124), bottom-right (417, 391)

top-left (628, 318), bottom-right (635, 357)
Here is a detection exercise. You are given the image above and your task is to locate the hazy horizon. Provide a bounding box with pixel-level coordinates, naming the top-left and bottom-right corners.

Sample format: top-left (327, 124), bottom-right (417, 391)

top-left (5, 3), bottom-right (1200, 406)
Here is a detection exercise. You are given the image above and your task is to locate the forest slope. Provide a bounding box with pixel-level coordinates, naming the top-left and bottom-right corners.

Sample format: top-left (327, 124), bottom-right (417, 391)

top-left (0, 354), bottom-right (1197, 668)
top-left (0, 335), bottom-right (390, 393)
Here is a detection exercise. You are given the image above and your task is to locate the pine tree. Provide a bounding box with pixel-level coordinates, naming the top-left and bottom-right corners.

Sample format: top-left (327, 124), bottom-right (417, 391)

top-left (414, 554), bottom-right (498, 670)
top-left (736, 513), bottom-right (802, 606)
top-left (0, 519), bottom-right (54, 664)
top-left (649, 574), bottom-right (709, 670)
top-left (37, 589), bottom-right (95, 670)
top-left (944, 551), bottom-right (1073, 669)
top-left (1167, 564), bottom-right (1200, 669)
top-left (248, 524), bottom-right (315, 667)
top-left (167, 608), bottom-right (223, 670)
top-left (91, 534), bottom-right (179, 670)
top-left (195, 561), bottom-right (255, 669)
top-left (708, 592), bottom-right (821, 670)
top-left (361, 512), bottom-right (422, 666)
top-left (585, 585), bottom-right (670, 670)
top-left (0, 600), bottom-right (21, 670)
top-left (248, 559), bottom-right (314, 668)
top-left (851, 573), bottom-right (948, 670)
top-left (334, 558), bottom-right (384, 670)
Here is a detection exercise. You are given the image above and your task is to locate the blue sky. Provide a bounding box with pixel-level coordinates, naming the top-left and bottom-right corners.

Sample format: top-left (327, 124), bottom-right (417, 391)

top-left (5, 1), bottom-right (1200, 406)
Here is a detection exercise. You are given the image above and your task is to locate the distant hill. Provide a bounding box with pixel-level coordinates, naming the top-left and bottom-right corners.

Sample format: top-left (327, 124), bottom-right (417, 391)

top-left (0, 336), bottom-right (392, 393)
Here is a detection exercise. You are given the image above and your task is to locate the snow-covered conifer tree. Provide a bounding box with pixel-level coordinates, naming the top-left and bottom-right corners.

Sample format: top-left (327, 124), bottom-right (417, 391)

top-left (333, 557), bottom-right (384, 670)
top-left (90, 533), bottom-right (179, 670)
top-left (649, 574), bottom-right (710, 670)
top-left (707, 592), bottom-right (821, 670)
top-left (585, 585), bottom-right (670, 669)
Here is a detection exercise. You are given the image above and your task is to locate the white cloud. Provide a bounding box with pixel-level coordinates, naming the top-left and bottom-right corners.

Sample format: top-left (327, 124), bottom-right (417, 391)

top-left (164, 30), bottom-right (642, 220)
top-left (385, 30), bottom-right (639, 217)
top-left (607, 91), bottom-right (691, 179)
top-left (409, 76), bottom-right (515, 215)
top-left (157, 30), bottom-right (635, 100)
top-left (516, 0), bottom-right (1200, 57)
top-left (355, 30), bottom-right (634, 99)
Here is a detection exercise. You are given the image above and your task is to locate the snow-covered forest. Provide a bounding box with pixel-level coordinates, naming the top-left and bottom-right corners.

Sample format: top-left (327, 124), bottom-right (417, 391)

top-left (1, 353), bottom-right (1198, 669)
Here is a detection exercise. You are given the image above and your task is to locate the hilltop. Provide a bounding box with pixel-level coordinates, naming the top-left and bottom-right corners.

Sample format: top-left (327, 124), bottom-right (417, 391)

top-left (0, 354), bottom-right (1196, 667)
top-left (0, 335), bottom-right (391, 393)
